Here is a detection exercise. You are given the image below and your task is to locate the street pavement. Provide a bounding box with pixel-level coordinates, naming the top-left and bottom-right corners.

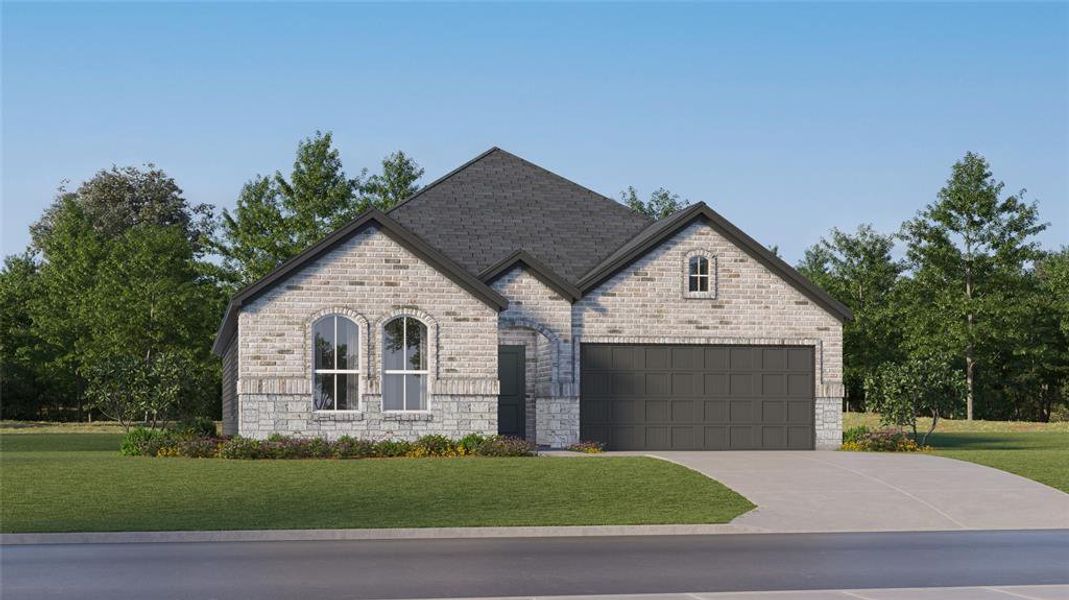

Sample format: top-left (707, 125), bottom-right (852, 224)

top-left (2, 530), bottom-right (1067, 600)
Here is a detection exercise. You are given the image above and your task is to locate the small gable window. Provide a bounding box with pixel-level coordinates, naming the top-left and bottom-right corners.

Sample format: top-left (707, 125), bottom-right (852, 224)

top-left (313, 315), bottom-right (360, 411)
top-left (683, 251), bottom-right (716, 299)
top-left (382, 316), bottom-right (429, 412)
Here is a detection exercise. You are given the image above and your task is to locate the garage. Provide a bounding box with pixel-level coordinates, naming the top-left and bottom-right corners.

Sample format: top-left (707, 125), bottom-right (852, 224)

top-left (580, 344), bottom-right (815, 450)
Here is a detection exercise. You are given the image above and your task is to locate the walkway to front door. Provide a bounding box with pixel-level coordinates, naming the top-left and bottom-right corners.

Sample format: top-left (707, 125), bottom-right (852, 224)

top-left (497, 345), bottom-right (526, 438)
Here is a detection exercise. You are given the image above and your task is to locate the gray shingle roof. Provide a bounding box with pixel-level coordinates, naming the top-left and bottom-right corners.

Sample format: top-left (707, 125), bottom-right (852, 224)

top-left (389, 147), bottom-right (653, 283)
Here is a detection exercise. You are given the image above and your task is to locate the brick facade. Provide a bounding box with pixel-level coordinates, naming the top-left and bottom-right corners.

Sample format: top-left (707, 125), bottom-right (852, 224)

top-left (223, 218), bottom-right (843, 449)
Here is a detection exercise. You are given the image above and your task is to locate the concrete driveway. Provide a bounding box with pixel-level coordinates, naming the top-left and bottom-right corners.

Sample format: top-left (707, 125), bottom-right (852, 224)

top-left (646, 451), bottom-right (1069, 532)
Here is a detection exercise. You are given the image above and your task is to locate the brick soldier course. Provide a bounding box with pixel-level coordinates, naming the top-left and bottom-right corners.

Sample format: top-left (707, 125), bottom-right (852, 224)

top-left (214, 148), bottom-right (851, 449)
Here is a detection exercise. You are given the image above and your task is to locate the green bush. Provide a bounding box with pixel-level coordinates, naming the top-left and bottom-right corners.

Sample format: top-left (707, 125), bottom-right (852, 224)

top-left (218, 437), bottom-right (264, 459)
top-left (412, 434), bottom-right (456, 457)
top-left (476, 436), bottom-right (536, 457)
top-left (120, 427), bottom-right (174, 457)
top-left (457, 433), bottom-right (488, 455)
top-left (842, 425), bottom-right (870, 444)
top-left (375, 439), bottom-right (413, 457)
top-left (171, 417), bottom-right (217, 439)
top-left (841, 428), bottom-right (924, 452)
top-left (332, 436), bottom-right (376, 459)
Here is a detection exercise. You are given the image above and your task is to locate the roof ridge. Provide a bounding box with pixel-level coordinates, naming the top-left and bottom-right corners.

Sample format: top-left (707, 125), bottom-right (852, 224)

top-left (387, 146), bottom-right (501, 215)
top-left (489, 147), bottom-right (654, 224)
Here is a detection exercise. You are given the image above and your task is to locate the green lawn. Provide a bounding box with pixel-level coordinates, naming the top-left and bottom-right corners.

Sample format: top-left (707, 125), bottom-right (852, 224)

top-left (0, 433), bottom-right (754, 533)
top-left (844, 412), bottom-right (1069, 493)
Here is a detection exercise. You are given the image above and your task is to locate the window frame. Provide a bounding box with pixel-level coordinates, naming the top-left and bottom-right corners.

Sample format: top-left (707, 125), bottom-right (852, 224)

top-left (381, 315), bottom-right (431, 413)
top-left (683, 250), bottom-right (717, 299)
top-left (311, 314), bottom-right (362, 412)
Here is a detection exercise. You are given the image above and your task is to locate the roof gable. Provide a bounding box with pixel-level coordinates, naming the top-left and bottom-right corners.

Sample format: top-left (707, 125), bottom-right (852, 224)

top-left (577, 202), bottom-right (854, 323)
top-left (479, 249), bottom-right (581, 302)
top-left (211, 209), bottom-right (507, 355)
top-left (389, 147), bottom-right (653, 283)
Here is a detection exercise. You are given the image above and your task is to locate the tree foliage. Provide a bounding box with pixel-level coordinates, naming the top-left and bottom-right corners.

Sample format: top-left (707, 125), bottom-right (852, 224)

top-left (899, 152), bottom-right (1047, 419)
top-left (621, 186), bottom-right (689, 219)
top-left (215, 132), bottom-right (423, 284)
top-left (865, 355), bottom-right (966, 445)
top-left (797, 225), bottom-right (904, 409)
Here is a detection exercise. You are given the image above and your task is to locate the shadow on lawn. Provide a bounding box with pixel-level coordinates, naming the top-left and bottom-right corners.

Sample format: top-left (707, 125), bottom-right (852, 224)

top-left (928, 431), bottom-right (1068, 451)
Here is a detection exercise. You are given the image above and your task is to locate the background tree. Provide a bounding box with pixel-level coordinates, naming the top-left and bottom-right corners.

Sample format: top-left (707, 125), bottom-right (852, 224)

top-left (215, 133), bottom-right (423, 284)
top-left (362, 150), bottom-right (424, 211)
top-left (12, 166), bottom-right (222, 421)
top-left (621, 186), bottom-right (690, 219)
top-left (899, 152), bottom-right (1047, 419)
top-left (798, 225), bottom-right (905, 410)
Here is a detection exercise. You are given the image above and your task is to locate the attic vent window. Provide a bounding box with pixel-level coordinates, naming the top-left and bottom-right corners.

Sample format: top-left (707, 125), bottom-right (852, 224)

top-left (683, 250), bottom-right (717, 299)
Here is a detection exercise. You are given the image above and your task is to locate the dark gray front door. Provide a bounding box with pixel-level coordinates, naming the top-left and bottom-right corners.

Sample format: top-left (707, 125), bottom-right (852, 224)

top-left (498, 345), bottom-right (526, 438)
top-left (580, 344), bottom-right (814, 450)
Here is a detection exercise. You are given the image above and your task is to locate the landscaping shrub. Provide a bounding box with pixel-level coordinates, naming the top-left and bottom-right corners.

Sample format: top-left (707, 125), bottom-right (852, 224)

top-left (218, 436), bottom-right (264, 459)
top-left (842, 425), bottom-right (870, 445)
top-left (457, 433), bottom-right (489, 455)
top-left (332, 436), bottom-right (376, 459)
top-left (410, 434), bottom-right (458, 457)
top-left (127, 432), bottom-right (538, 459)
top-left (566, 440), bottom-right (605, 454)
top-left (375, 439), bottom-right (413, 458)
top-left (120, 427), bottom-right (174, 457)
top-left (476, 435), bottom-right (536, 457)
top-left (841, 428), bottom-right (925, 452)
top-left (171, 417), bottom-right (217, 439)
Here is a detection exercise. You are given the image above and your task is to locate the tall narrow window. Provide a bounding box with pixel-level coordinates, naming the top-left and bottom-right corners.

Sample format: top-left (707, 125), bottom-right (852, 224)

top-left (313, 315), bottom-right (360, 411)
top-left (688, 255), bottom-right (710, 293)
top-left (382, 316), bottom-right (428, 411)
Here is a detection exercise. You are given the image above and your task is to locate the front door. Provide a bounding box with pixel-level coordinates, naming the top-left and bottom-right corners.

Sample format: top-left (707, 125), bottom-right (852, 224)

top-left (497, 345), bottom-right (526, 438)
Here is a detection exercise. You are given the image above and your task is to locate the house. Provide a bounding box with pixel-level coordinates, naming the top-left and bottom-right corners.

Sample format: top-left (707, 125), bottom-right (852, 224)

top-left (213, 148), bottom-right (850, 450)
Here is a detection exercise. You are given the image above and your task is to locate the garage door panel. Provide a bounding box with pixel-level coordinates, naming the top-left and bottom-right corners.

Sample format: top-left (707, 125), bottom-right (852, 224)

top-left (704, 373), bottom-right (729, 396)
top-left (581, 344), bottom-right (814, 451)
top-left (672, 372), bottom-right (696, 396)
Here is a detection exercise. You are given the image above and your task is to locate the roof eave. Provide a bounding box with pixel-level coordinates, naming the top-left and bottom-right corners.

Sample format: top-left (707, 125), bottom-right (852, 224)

top-left (577, 203), bottom-right (854, 323)
top-left (479, 250), bottom-right (582, 302)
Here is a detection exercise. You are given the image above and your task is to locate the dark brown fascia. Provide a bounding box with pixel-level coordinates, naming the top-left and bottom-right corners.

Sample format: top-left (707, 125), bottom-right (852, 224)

top-left (478, 250), bottom-right (582, 302)
top-left (211, 209), bottom-right (509, 355)
top-left (576, 202), bottom-right (854, 323)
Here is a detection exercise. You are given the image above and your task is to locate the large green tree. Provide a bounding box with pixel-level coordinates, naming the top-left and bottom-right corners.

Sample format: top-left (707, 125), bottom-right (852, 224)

top-left (900, 152), bottom-right (1047, 419)
top-left (13, 166), bottom-right (223, 421)
top-left (798, 225), bottom-right (905, 409)
top-left (215, 132), bottom-right (423, 284)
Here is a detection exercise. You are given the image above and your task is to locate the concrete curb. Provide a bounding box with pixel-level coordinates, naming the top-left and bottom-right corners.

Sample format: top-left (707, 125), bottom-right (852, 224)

top-left (0, 523), bottom-right (763, 545)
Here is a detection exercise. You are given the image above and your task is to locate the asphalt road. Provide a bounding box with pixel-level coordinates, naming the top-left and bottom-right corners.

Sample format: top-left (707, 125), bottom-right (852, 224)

top-left (3, 530), bottom-right (1068, 600)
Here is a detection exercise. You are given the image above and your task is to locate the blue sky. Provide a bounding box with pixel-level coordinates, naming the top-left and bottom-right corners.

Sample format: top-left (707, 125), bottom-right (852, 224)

top-left (2, 2), bottom-right (1066, 263)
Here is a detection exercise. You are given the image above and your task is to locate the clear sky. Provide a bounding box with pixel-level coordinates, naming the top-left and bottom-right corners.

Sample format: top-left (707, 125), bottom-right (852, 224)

top-left (2, 2), bottom-right (1066, 263)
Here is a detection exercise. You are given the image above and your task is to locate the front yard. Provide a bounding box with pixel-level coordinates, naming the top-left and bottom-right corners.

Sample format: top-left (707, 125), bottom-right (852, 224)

top-left (0, 431), bottom-right (754, 533)
top-left (844, 412), bottom-right (1069, 493)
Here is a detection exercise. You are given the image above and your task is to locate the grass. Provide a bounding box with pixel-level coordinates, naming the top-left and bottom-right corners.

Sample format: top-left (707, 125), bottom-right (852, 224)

top-left (0, 432), bottom-right (754, 533)
top-left (844, 412), bottom-right (1069, 493)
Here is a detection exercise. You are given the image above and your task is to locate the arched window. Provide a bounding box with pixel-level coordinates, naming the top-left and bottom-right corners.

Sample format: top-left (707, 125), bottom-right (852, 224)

top-left (684, 251), bottom-right (716, 299)
top-left (312, 315), bottom-right (360, 411)
top-left (382, 316), bottom-right (429, 411)
top-left (688, 255), bottom-right (710, 292)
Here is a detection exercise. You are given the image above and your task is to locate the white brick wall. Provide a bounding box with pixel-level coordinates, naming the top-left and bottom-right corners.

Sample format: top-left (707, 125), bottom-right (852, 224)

top-left (234, 225), bottom-right (499, 440)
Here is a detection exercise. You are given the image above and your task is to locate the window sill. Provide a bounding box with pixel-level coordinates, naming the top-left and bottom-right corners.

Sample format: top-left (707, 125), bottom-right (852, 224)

top-left (382, 411), bottom-right (433, 422)
top-left (312, 410), bottom-right (365, 422)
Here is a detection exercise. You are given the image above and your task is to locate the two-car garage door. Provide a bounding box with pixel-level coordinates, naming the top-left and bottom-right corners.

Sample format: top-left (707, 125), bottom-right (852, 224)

top-left (580, 344), bottom-right (815, 450)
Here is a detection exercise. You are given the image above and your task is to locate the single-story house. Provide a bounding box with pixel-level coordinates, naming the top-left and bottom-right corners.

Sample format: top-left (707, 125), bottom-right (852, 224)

top-left (213, 148), bottom-right (850, 450)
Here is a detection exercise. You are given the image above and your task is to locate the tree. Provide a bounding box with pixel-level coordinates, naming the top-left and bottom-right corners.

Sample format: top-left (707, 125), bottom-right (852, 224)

top-left (621, 186), bottom-right (690, 219)
top-left (30, 165), bottom-right (213, 256)
top-left (215, 133), bottom-right (424, 285)
top-left (900, 152), bottom-right (1047, 419)
top-left (865, 356), bottom-right (966, 445)
top-left (84, 351), bottom-right (188, 431)
top-left (362, 150), bottom-right (424, 211)
top-left (798, 225), bottom-right (905, 410)
top-left (14, 166), bottom-right (223, 421)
